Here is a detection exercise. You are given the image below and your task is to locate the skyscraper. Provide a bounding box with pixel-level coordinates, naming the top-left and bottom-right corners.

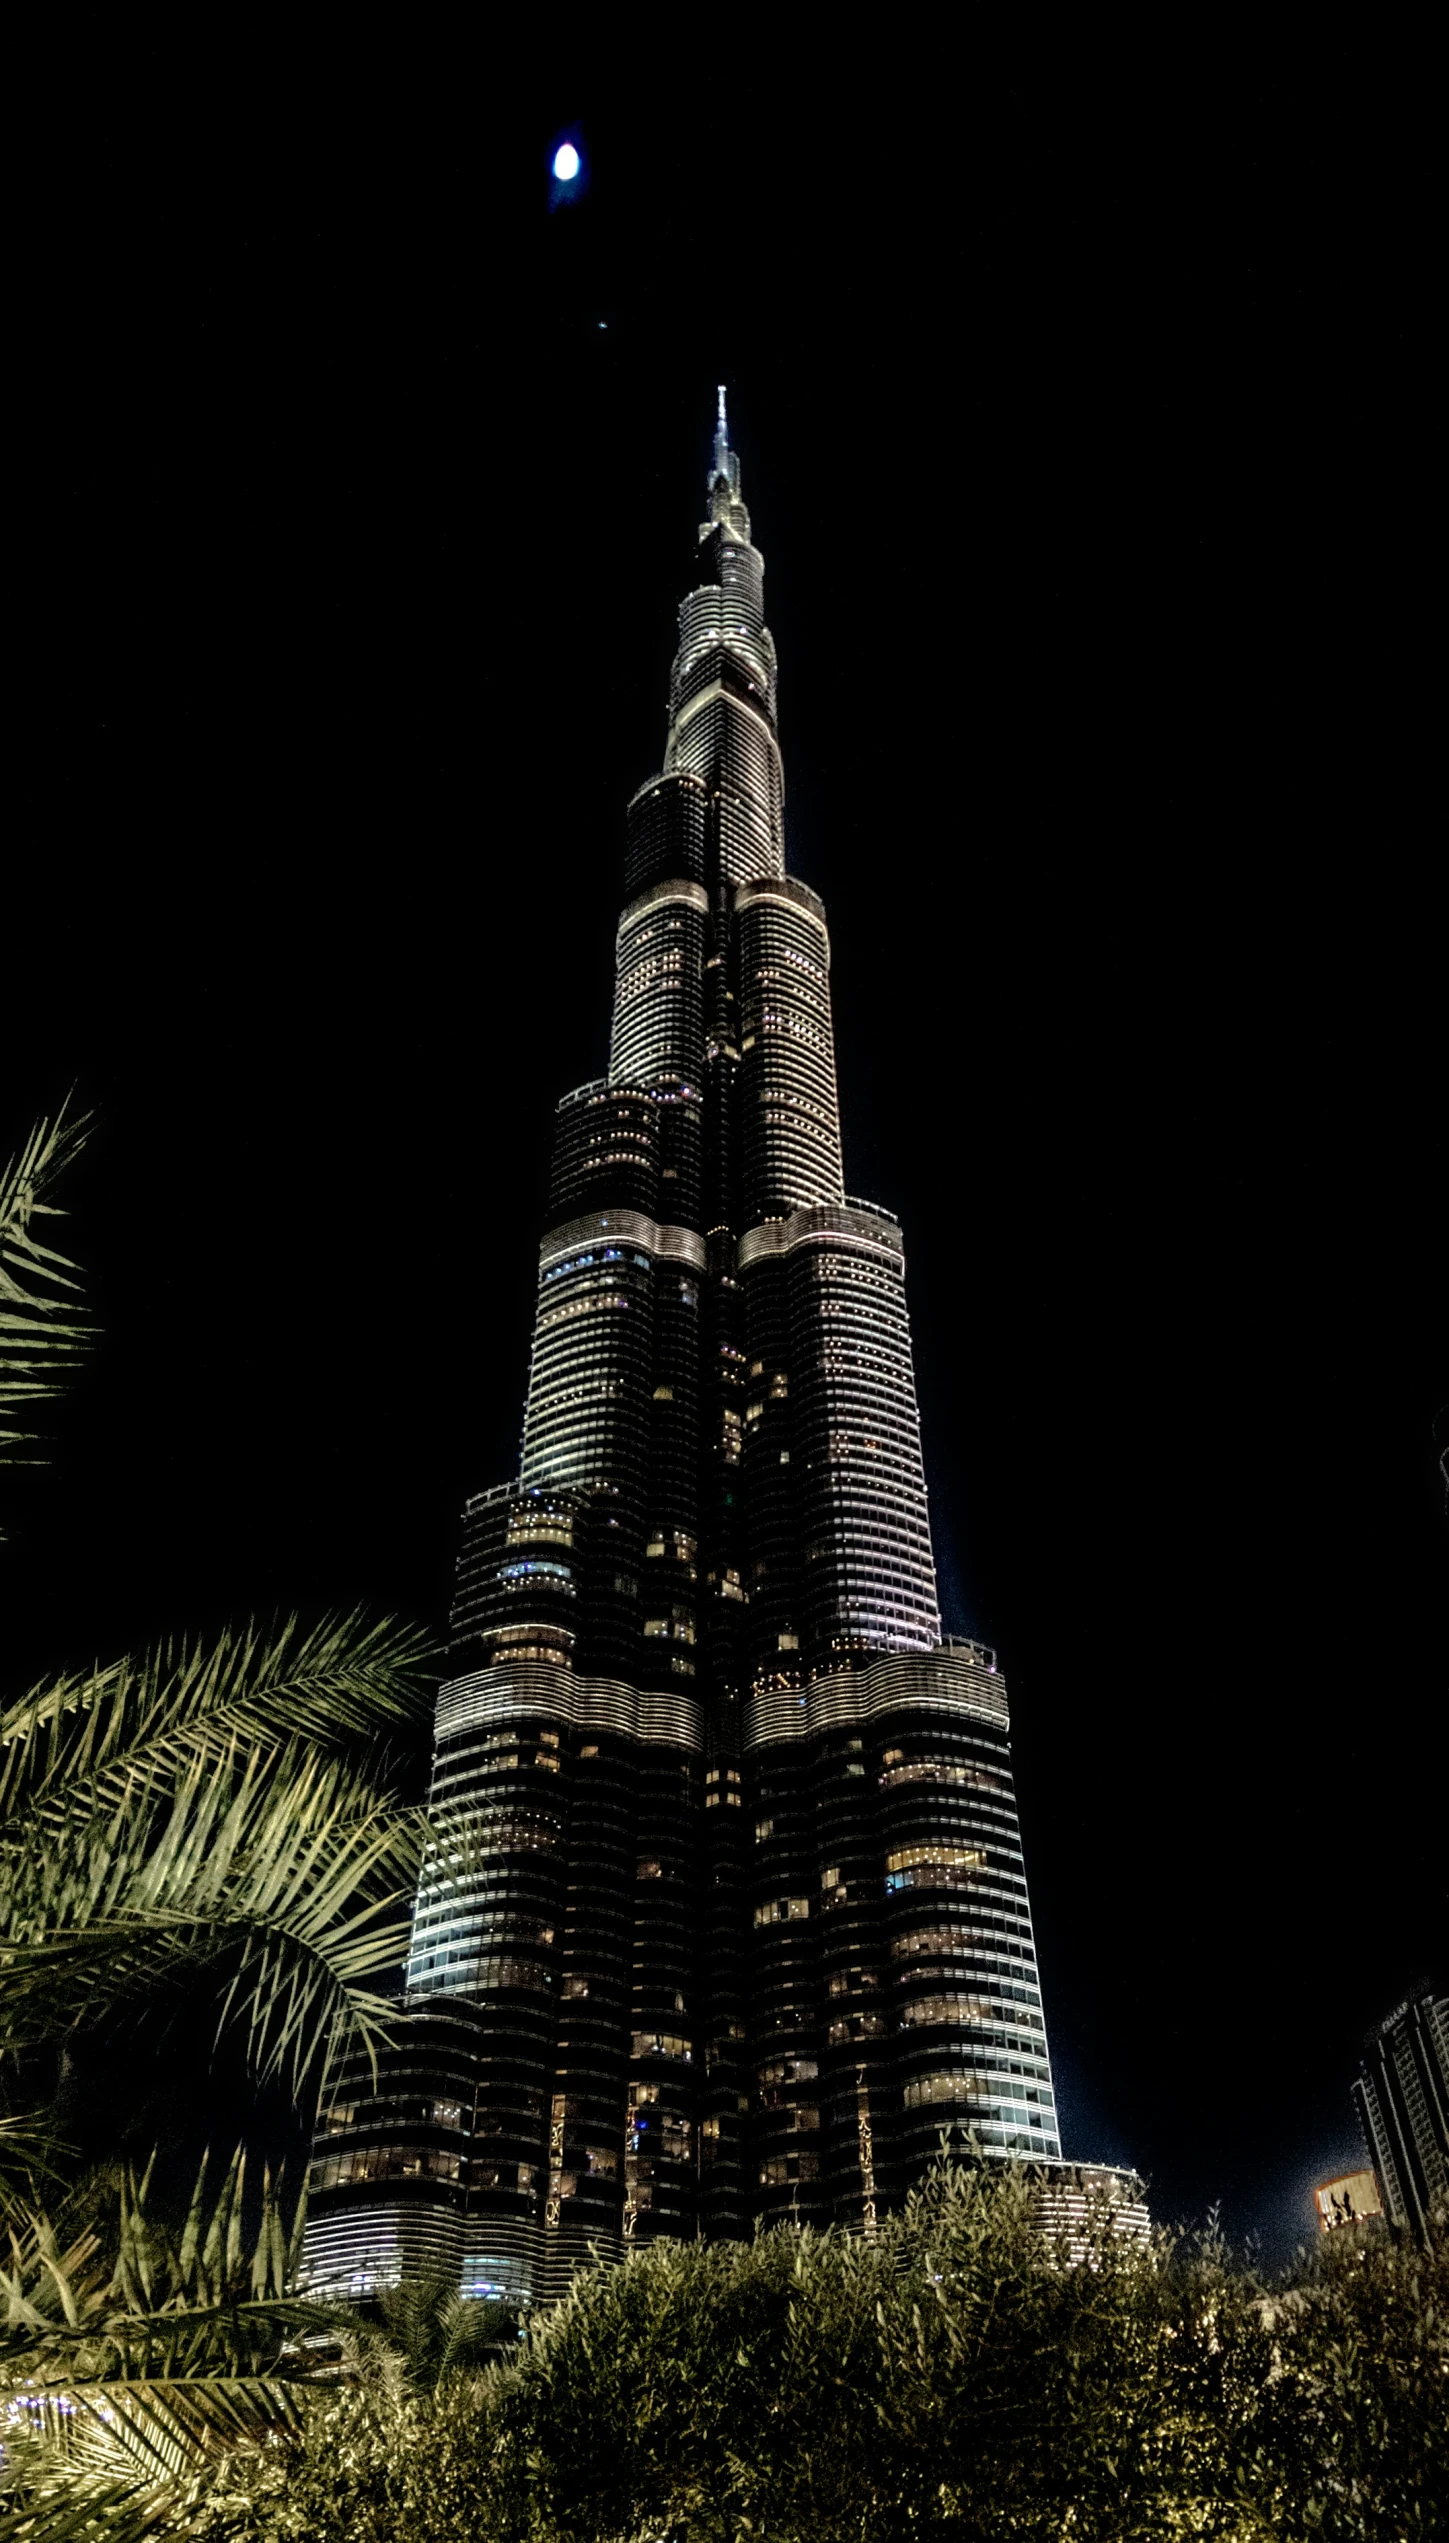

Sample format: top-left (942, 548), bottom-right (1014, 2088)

top-left (304, 397), bottom-right (1061, 2304)
top-left (1352, 1988), bottom-right (1449, 2236)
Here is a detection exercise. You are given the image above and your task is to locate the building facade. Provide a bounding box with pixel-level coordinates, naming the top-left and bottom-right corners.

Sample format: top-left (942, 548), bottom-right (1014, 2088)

top-left (1352, 1988), bottom-right (1449, 2236)
top-left (304, 398), bottom-right (1062, 2304)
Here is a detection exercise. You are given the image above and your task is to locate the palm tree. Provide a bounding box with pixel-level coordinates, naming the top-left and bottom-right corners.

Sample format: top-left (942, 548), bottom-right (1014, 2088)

top-left (0, 1107), bottom-right (440, 2528)
top-left (0, 2150), bottom-right (337, 2538)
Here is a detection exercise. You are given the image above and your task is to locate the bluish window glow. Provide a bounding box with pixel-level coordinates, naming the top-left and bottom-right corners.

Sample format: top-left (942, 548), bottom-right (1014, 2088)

top-left (553, 143), bottom-right (580, 182)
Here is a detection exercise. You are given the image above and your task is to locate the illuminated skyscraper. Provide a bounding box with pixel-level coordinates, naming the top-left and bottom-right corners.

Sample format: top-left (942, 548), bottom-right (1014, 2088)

top-left (1353, 1988), bottom-right (1449, 2237)
top-left (304, 396), bottom-right (1061, 2302)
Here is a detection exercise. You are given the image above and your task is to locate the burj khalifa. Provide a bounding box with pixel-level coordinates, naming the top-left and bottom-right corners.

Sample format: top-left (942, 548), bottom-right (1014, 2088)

top-left (304, 397), bottom-right (1062, 2305)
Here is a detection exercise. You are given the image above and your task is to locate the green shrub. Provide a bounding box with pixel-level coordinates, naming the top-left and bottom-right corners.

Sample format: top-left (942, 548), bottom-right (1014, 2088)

top-left (214, 2160), bottom-right (1445, 2542)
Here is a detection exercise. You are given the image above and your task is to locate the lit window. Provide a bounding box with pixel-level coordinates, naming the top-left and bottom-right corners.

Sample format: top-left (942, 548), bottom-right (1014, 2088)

top-left (758, 2057), bottom-right (818, 2086)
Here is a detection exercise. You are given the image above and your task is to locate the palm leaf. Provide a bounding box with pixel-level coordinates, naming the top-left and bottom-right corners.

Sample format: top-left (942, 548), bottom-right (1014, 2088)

top-left (0, 1610), bottom-right (436, 1827)
top-left (0, 2158), bottom-right (339, 2540)
top-left (0, 1099), bottom-right (94, 1472)
top-left (2, 1739), bottom-right (424, 2088)
top-left (0, 1613), bottom-right (434, 2090)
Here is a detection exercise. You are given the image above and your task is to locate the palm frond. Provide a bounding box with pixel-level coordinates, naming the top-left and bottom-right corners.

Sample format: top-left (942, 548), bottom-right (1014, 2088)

top-left (2, 1736), bottom-right (424, 2088)
top-left (0, 1098), bottom-right (94, 1473)
top-left (0, 2156), bottom-right (337, 2540)
top-left (0, 2113), bottom-right (72, 2224)
top-left (0, 1611), bottom-right (437, 1829)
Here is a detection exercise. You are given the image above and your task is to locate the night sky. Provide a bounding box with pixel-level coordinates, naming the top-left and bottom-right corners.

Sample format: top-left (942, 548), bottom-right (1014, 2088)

top-left (15, 85), bottom-right (1443, 2256)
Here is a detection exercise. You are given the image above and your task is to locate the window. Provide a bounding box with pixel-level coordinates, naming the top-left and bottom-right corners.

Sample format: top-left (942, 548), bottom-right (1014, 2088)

top-left (631, 2030), bottom-right (692, 2061)
top-left (829, 2013), bottom-right (888, 2044)
top-left (759, 2153), bottom-right (820, 2185)
top-left (430, 2101), bottom-right (464, 2130)
top-left (881, 1757), bottom-right (1003, 1792)
top-left (755, 1819), bottom-right (774, 1841)
top-left (561, 1975), bottom-right (590, 1999)
top-left (636, 1859), bottom-right (663, 1881)
top-left (310, 2144), bottom-right (462, 2191)
top-left (754, 1897), bottom-right (810, 1926)
top-left (758, 2057), bottom-right (818, 2087)
top-left (580, 1743), bottom-right (599, 1759)
top-left (903, 1994), bottom-right (997, 2028)
top-left (904, 2072), bottom-right (978, 2110)
top-left (885, 1845), bottom-right (986, 1893)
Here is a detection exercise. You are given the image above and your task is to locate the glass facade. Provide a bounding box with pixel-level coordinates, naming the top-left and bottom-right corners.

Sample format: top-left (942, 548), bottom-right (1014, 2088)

top-left (1352, 1989), bottom-right (1449, 2236)
top-left (304, 397), bottom-right (1061, 2302)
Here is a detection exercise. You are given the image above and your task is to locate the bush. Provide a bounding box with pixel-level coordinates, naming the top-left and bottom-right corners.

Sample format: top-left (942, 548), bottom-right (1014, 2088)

top-left (215, 2160), bottom-right (1446, 2542)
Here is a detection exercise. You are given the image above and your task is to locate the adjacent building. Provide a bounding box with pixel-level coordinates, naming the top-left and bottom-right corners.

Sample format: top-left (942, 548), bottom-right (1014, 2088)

top-left (304, 396), bottom-right (1063, 2304)
top-left (1352, 1987), bottom-right (1449, 2236)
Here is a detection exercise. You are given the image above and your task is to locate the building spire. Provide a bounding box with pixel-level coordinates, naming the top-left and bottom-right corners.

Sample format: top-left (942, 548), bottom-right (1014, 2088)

top-left (712, 383), bottom-right (731, 484)
top-left (703, 383), bottom-right (746, 538)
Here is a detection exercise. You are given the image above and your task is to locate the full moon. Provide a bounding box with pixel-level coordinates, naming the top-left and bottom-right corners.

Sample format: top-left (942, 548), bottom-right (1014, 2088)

top-left (553, 143), bottom-right (580, 182)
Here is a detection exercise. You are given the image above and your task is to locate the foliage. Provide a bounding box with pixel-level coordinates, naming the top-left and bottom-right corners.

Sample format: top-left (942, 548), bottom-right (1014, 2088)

top-left (0, 2151), bottom-right (345, 2541)
top-left (0, 1115), bottom-right (446, 2532)
top-left (202, 2160), bottom-right (1446, 2543)
top-left (0, 1613), bottom-right (436, 2105)
top-left (0, 1099), bottom-right (93, 1510)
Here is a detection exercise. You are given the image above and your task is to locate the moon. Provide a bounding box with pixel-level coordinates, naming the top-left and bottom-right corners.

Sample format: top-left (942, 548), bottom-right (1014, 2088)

top-left (553, 143), bottom-right (580, 182)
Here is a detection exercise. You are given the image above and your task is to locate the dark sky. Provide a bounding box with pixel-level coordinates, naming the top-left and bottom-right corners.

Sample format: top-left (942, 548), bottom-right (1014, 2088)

top-left (15, 82), bottom-right (1444, 2256)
